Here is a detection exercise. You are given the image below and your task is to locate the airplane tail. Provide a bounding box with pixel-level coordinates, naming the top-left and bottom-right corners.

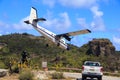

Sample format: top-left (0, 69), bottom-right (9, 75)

top-left (24, 7), bottom-right (46, 24)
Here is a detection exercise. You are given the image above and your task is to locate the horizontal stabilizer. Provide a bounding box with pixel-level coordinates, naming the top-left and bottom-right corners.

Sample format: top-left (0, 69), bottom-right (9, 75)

top-left (24, 20), bottom-right (30, 24)
top-left (33, 18), bottom-right (46, 22)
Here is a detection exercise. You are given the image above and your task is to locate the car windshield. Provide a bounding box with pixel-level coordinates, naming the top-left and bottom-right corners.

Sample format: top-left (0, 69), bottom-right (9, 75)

top-left (85, 62), bottom-right (100, 66)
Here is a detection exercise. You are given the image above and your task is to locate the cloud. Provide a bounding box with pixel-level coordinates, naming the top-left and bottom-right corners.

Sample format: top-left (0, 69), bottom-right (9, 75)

top-left (59, 0), bottom-right (98, 8)
top-left (1, 16), bottom-right (33, 31)
top-left (113, 36), bottom-right (120, 50)
top-left (0, 12), bottom-right (71, 34)
top-left (41, 0), bottom-right (99, 8)
top-left (33, 0), bottom-right (56, 8)
top-left (42, 12), bottom-right (71, 31)
top-left (90, 6), bottom-right (105, 31)
top-left (13, 16), bottom-right (32, 30)
top-left (0, 20), bottom-right (11, 34)
top-left (0, 16), bottom-right (33, 35)
top-left (77, 18), bottom-right (88, 28)
top-left (90, 17), bottom-right (105, 31)
top-left (113, 36), bottom-right (120, 45)
top-left (42, 0), bottom-right (56, 8)
top-left (0, 21), bottom-right (10, 28)
top-left (91, 6), bottom-right (103, 17)
top-left (66, 1), bottom-right (105, 31)
top-left (41, 0), bottom-right (106, 32)
top-left (59, 12), bottom-right (71, 28)
top-left (41, 0), bottom-right (110, 9)
top-left (76, 6), bottom-right (105, 31)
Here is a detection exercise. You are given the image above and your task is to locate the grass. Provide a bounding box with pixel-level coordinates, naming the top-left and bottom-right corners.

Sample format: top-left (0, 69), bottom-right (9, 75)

top-left (19, 69), bottom-right (34, 80)
top-left (50, 72), bottom-right (65, 79)
top-left (0, 61), bottom-right (6, 69)
top-left (104, 72), bottom-right (120, 77)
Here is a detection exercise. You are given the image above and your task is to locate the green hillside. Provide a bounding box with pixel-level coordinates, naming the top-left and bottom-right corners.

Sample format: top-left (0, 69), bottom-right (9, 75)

top-left (0, 33), bottom-right (120, 72)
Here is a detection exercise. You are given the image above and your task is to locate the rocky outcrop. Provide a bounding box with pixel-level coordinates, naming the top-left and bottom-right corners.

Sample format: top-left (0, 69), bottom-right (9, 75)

top-left (0, 69), bottom-right (8, 77)
top-left (87, 38), bottom-right (115, 56)
top-left (0, 43), bottom-right (6, 49)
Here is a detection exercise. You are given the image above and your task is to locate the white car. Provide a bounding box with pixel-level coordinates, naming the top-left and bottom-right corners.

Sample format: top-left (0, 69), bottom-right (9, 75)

top-left (82, 61), bottom-right (103, 80)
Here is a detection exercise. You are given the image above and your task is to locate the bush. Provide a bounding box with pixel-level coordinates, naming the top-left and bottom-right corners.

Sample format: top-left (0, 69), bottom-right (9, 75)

top-left (104, 72), bottom-right (120, 77)
top-left (11, 64), bottom-right (19, 73)
top-left (19, 70), bottom-right (34, 80)
top-left (51, 72), bottom-right (64, 79)
top-left (0, 61), bottom-right (6, 69)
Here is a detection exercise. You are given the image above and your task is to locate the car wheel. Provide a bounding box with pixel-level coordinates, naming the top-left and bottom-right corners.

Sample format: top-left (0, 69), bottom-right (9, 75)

top-left (82, 75), bottom-right (86, 80)
top-left (98, 76), bottom-right (102, 80)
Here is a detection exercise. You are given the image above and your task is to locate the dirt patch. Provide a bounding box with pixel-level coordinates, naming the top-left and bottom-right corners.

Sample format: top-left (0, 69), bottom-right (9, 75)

top-left (0, 73), bottom-right (19, 80)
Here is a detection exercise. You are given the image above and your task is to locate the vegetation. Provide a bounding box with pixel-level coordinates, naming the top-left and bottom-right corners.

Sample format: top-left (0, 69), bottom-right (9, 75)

top-left (19, 69), bottom-right (34, 80)
top-left (50, 72), bottom-right (65, 79)
top-left (0, 33), bottom-right (120, 73)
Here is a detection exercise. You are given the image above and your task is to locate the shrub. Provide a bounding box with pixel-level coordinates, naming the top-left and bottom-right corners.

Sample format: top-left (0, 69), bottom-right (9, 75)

top-left (12, 64), bottom-right (19, 73)
top-left (0, 61), bottom-right (6, 69)
top-left (19, 70), bottom-right (34, 80)
top-left (51, 72), bottom-right (64, 79)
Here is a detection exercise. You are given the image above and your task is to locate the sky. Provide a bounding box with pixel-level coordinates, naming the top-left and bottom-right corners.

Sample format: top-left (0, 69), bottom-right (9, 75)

top-left (0, 0), bottom-right (120, 51)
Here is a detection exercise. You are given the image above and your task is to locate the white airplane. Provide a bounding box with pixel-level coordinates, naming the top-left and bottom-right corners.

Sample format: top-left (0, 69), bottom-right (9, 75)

top-left (24, 7), bottom-right (91, 50)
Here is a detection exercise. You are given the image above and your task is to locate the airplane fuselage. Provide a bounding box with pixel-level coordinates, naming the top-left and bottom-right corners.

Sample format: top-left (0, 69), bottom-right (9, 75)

top-left (32, 23), bottom-right (68, 50)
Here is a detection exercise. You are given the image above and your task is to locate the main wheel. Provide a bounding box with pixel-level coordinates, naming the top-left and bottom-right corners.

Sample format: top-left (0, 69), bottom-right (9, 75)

top-left (57, 43), bottom-right (60, 46)
top-left (46, 44), bottom-right (49, 47)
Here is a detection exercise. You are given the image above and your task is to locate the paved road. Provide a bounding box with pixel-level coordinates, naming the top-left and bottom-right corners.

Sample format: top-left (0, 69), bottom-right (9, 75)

top-left (63, 72), bottom-right (120, 80)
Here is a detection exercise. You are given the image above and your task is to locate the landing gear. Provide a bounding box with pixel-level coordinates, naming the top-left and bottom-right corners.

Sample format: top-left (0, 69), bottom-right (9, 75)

top-left (57, 43), bottom-right (60, 46)
top-left (66, 47), bottom-right (70, 50)
top-left (46, 44), bottom-right (49, 47)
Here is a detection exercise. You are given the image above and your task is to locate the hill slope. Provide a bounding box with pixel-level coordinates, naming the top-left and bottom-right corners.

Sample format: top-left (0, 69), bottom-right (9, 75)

top-left (0, 33), bottom-right (120, 72)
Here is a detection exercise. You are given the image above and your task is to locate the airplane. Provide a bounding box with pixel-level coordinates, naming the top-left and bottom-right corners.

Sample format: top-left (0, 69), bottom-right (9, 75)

top-left (24, 7), bottom-right (91, 50)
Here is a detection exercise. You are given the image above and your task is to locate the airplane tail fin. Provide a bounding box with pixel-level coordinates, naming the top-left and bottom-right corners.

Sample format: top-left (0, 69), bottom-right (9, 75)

top-left (24, 7), bottom-right (46, 24)
top-left (29, 7), bottom-right (38, 24)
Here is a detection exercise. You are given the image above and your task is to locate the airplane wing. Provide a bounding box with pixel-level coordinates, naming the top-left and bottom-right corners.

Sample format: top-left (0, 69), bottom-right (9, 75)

top-left (56, 29), bottom-right (91, 41)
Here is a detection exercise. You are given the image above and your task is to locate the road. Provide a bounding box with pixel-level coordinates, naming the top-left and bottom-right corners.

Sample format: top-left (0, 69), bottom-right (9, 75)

top-left (0, 69), bottom-right (119, 80)
top-left (63, 72), bottom-right (120, 80)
